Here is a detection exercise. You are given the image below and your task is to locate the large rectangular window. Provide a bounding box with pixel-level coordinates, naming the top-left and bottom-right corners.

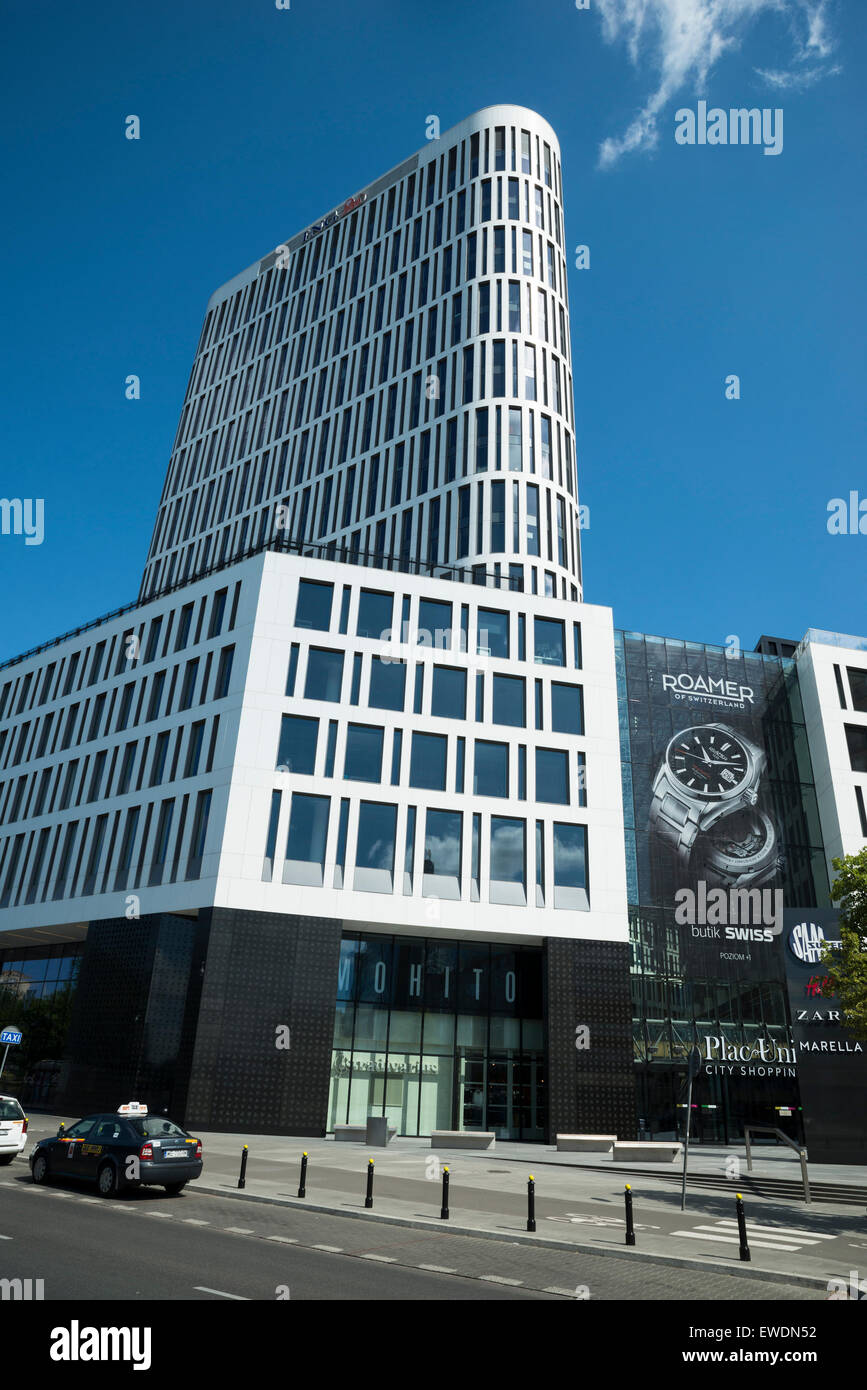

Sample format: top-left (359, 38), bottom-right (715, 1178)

top-left (431, 666), bottom-right (467, 719)
top-left (357, 589), bottom-right (393, 640)
top-left (492, 674), bottom-right (525, 727)
top-left (553, 822), bottom-right (588, 910)
top-left (490, 816), bottom-right (525, 905)
top-left (410, 732), bottom-right (448, 790)
top-left (551, 682), bottom-right (584, 735)
top-left (295, 579), bottom-right (333, 630)
top-left (845, 724), bottom-right (867, 773)
top-left (354, 801), bottom-right (397, 893)
top-left (474, 740), bottom-right (508, 797)
top-left (369, 657), bottom-right (406, 711)
top-left (536, 748), bottom-right (569, 804)
top-left (283, 792), bottom-right (330, 886)
top-left (344, 724), bottom-right (384, 782)
top-left (304, 648), bottom-right (344, 702)
top-left (276, 714), bottom-right (318, 773)
top-left (423, 808), bottom-right (462, 899)
top-left (478, 608), bottom-right (509, 658)
top-left (534, 617), bottom-right (565, 666)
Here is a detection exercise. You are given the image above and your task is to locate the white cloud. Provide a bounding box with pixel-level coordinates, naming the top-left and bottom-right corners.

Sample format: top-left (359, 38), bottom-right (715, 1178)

top-left (596, 0), bottom-right (839, 168)
top-left (755, 61), bottom-right (841, 90)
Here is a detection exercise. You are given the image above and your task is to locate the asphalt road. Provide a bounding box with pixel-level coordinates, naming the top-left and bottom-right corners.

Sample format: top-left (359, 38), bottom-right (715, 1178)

top-left (0, 1164), bottom-right (823, 1301)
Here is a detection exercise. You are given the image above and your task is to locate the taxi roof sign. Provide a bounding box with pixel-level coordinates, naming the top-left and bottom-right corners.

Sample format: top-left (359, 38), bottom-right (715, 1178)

top-left (117, 1101), bottom-right (148, 1115)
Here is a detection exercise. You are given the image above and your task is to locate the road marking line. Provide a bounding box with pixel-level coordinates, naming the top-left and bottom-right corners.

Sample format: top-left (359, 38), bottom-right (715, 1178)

top-left (479, 1275), bottom-right (523, 1285)
top-left (312, 1243), bottom-right (343, 1252)
top-left (712, 1219), bottom-right (837, 1240)
top-left (418, 1264), bottom-right (457, 1274)
top-left (671, 1230), bottom-right (800, 1252)
top-left (692, 1223), bottom-right (823, 1246)
top-left (183, 1218), bottom-right (210, 1225)
top-left (224, 1227), bottom-right (255, 1234)
top-left (360, 1253), bottom-right (397, 1262)
top-left (193, 1287), bottom-right (249, 1300)
top-left (267, 1235), bottom-right (297, 1243)
top-left (543, 1286), bottom-right (580, 1298)
top-left (0, 1235), bottom-right (12, 1240)
top-left (147, 1212), bottom-right (172, 1219)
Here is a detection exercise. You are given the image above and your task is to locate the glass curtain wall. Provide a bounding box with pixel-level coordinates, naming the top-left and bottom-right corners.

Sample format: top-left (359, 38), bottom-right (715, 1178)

top-left (328, 933), bottom-right (545, 1140)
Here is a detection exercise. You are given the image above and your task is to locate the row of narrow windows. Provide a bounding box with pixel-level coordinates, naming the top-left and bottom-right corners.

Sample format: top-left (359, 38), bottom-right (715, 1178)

top-left (0, 786), bottom-right (213, 910)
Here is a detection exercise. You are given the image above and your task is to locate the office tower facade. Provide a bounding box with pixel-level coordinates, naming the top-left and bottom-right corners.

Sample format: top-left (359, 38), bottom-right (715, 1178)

top-left (0, 109), bottom-right (864, 1152)
top-left (141, 107), bottom-right (583, 609)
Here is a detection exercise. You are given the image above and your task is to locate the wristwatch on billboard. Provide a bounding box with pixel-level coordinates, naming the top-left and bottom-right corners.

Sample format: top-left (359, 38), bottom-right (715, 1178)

top-left (696, 808), bottom-right (782, 889)
top-left (648, 722), bottom-right (767, 867)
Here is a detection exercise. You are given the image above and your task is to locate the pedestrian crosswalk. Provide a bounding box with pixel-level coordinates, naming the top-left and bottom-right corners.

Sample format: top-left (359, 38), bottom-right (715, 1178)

top-left (671, 1218), bottom-right (839, 1253)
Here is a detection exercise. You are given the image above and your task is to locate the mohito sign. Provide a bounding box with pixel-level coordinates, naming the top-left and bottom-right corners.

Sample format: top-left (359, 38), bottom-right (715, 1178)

top-left (302, 191), bottom-right (367, 243)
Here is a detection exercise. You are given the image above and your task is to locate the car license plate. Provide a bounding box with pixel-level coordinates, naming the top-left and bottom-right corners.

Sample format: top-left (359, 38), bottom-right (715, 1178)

top-left (165, 1149), bottom-right (188, 1158)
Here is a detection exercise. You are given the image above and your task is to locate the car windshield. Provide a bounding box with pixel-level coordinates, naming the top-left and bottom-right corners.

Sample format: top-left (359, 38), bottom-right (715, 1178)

top-left (0, 1100), bottom-right (24, 1121)
top-left (126, 1117), bottom-right (189, 1139)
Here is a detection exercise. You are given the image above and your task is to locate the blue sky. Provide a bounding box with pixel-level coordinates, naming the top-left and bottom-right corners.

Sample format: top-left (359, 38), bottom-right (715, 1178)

top-left (1, 0), bottom-right (864, 661)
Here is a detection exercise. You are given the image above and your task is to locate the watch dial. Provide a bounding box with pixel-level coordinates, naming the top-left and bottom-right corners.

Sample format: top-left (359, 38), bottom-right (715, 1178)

top-left (667, 726), bottom-right (750, 797)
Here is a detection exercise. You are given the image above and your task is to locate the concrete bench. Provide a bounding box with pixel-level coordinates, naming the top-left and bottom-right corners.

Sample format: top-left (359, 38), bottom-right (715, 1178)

top-left (430, 1130), bottom-right (496, 1150)
top-left (612, 1141), bottom-right (683, 1163)
top-left (333, 1123), bottom-right (397, 1143)
top-left (556, 1133), bottom-right (617, 1153)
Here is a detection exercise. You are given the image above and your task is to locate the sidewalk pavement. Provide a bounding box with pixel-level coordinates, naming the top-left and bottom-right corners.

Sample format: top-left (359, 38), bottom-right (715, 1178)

top-left (23, 1115), bottom-right (867, 1292)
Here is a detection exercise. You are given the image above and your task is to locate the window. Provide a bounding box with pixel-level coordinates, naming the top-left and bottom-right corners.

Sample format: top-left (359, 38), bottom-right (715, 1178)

top-left (848, 668), bottom-right (867, 713)
top-left (418, 598), bottom-right (452, 648)
top-left (283, 793), bottom-right (330, 886)
top-left (478, 608), bottom-right (509, 658)
top-left (185, 721), bottom-right (205, 777)
top-left (551, 682), bottom-right (584, 735)
top-left (304, 648), bottom-right (344, 702)
top-left (508, 407), bottom-right (522, 471)
top-left (490, 816), bottom-right (525, 905)
top-left (845, 724), bottom-right (867, 774)
top-left (423, 807), bottom-right (461, 899)
top-left (534, 617), bottom-right (565, 665)
top-left (553, 822), bottom-right (588, 910)
top-left (431, 666), bottom-right (466, 719)
top-left (344, 724), bottom-right (384, 782)
top-left (536, 748), bottom-right (569, 803)
top-left (186, 790), bottom-right (212, 880)
top-left (295, 579), bottom-right (333, 630)
top-left (357, 589), bottom-right (393, 640)
top-left (369, 657), bottom-right (406, 711)
top-left (178, 659), bottom-right (199, 711)
top-left (474, 740), bottom-right (508, 797)
top-left (276, 714), bottom-right (318, 773)
top-left (409, 732), bottom-right (447, 790)
top-left (214, 646), bottom-right (234, 699)
top-left (492, 674), bottom-right (525, 727)
top-left (354, 801), bottom-right (397, 892)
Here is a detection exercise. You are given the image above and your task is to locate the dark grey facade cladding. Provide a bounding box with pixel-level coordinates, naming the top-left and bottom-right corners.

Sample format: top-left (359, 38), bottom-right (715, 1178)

top-left (183, 908), bottom-right (343, 1135)
top-left (545, 937), bottom-right (637, 1141)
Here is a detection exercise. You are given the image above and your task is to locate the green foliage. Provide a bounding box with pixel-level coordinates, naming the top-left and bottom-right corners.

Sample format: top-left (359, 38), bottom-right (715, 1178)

top-left (821, 849), bottom-right (867, 1041)
top-left (0, 982), bottom-right (76, 1086)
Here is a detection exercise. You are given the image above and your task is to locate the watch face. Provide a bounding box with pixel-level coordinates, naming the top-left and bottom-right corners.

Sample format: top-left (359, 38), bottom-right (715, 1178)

top-left (666, 726), bottom-right (751, 799)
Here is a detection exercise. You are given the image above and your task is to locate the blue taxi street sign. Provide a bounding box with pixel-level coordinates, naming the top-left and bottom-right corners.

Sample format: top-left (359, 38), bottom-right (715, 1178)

top-left (0, 1029), bottom-right (22, 1045)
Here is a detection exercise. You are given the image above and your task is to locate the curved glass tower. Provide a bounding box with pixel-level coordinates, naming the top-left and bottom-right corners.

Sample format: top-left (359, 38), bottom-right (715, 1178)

top-left (141, 106), bottom-right (582, 604)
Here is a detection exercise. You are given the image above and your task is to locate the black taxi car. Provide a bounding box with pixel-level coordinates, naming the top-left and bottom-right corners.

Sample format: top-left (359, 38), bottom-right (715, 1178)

top-left (29, 1102), bottom-right (203, 1197)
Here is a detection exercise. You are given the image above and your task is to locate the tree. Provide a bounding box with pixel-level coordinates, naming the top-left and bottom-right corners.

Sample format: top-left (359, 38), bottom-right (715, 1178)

top-left (821, 847), bottom-right (867, 1041)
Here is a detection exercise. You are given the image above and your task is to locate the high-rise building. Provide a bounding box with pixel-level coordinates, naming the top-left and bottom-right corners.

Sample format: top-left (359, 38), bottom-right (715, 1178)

top-left (1, 107), bottom-right (864, 1156)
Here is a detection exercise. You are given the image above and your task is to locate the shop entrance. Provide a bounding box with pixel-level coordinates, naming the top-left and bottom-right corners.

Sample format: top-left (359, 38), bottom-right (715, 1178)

top-left (635, 1065), bottom-right (804, 1146)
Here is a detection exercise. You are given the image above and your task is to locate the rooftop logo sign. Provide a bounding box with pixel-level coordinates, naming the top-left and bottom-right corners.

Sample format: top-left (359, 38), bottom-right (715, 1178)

top-left (302, 191), bottom-right (367, 243)
top-left (661, 673), bottom-right (754, 706)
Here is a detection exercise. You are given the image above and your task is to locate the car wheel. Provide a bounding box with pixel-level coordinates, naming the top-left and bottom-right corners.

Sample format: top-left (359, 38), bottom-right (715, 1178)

top-left (97, 1162), bottom-right (118, 1198)
top-left (0, 1154), bottom-right (15, 1166)
top-left (31, 1153), bottom-right (49, 1184)
top-left (163, 1182), bottom-right (187, 1196)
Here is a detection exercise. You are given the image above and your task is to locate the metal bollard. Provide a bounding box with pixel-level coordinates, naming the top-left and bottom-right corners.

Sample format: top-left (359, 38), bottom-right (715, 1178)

top-left (238, 1144), bottom-right (248, 1190)
top-left (440, 1165), bottom-right (450, 1220)
top-left (624, 1184), bottom-right (636, 1246)
top-left (298, 1151), bottom-right (307, 1199)
top-left (365, 1158), bottom-right (374, 1209)
top-left (527, 1174), bottom-right (536, 1232)
top-left (735, 1194), bottom-right (751, 1262)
